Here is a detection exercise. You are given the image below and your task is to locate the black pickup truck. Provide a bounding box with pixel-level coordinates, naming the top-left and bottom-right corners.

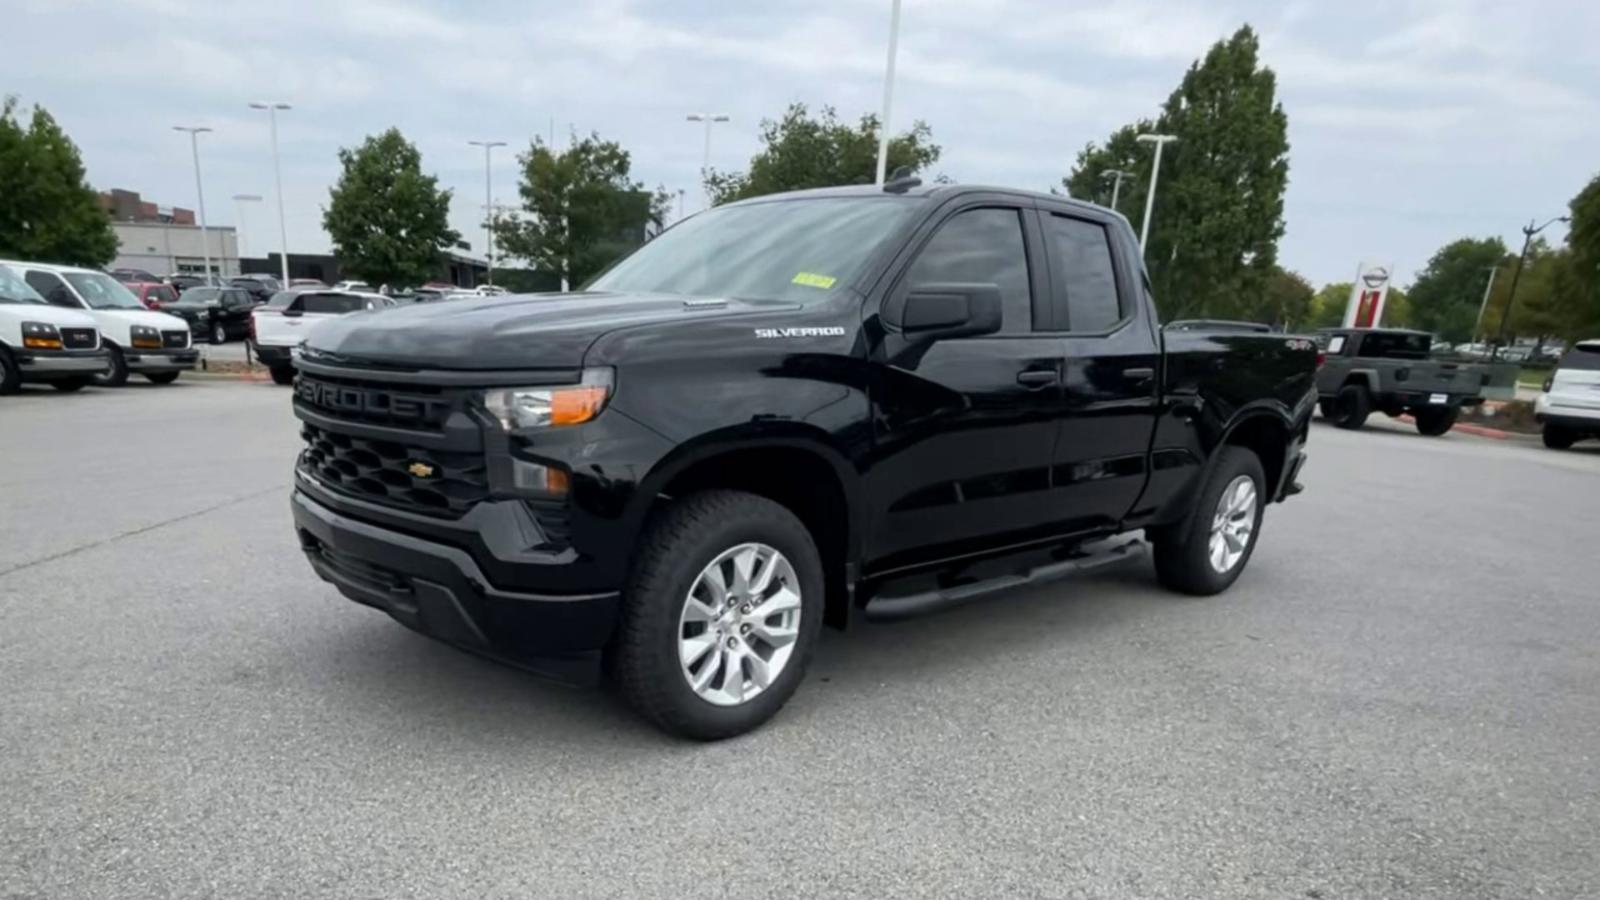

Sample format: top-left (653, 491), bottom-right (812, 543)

top-left (289, 182), bottom-right (1317, 739)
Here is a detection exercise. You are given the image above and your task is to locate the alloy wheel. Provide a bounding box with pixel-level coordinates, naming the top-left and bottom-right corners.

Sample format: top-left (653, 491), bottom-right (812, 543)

top-left (677, 542), bottom-right (802, 707)
top-left (1207, 475), bottom-right (1257, 573)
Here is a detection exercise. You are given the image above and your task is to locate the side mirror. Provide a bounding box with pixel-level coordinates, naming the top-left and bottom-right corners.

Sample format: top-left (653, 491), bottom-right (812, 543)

top-left (883, 282), bottom-right (1003, 342)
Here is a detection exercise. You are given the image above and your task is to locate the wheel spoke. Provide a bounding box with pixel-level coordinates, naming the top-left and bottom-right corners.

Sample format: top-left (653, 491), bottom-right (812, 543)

top-left (699, 563), bottom-right (728, 609)
top-left (747, 548), bottom-right (784, 596)
top-left (1209, 534), bottom-right (1227, 571)
top-left (750, 584), bottom-right (801, 621)
top-left (751, 618), bottom-right (799, 648)
top-left (729, 545), bottom-right (759, 594)
top-left (721, 650), bottom-right (746, 703)
top-left (690, 646), bottom-right (723, 693)
top-left (681, 597), bottom-right (718, 624)
top-left (680, 631), bottom-right (717, 668)
top-left (743, 648), bottom-right (774, 689)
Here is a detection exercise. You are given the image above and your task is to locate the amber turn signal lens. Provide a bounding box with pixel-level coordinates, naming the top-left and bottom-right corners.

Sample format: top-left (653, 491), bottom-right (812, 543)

top-left (131, 338), bottom-right (162, 349)
top-left (549, 386), bottom-right (609, 426)
top-left (23, 336), bottom-right (63, 349)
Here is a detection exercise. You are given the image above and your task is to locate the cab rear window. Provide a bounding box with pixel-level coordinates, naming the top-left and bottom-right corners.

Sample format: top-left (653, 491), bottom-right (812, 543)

top-left (292, 293), bottom-right (370, 314)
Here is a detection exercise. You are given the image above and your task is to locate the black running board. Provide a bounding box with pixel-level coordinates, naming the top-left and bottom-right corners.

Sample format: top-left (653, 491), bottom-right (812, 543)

top-left (863, 539), bottom-right (1147, 623)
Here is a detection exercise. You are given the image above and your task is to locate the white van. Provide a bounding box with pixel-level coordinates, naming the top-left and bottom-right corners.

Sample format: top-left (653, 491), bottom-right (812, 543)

top-left (2, 259), bottom-right (198, 386)
top-left (0, 264), bottom-right (107, 393)
top-left (1536, 340), bottom-right (1600, 449)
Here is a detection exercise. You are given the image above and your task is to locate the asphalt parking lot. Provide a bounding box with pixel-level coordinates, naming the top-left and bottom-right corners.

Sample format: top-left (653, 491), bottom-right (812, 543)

top-left (3, 380), bottom-right (1598, 899)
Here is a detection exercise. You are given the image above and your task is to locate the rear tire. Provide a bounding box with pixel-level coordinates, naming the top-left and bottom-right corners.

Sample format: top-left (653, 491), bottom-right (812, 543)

top-left (0, 346), bottom-right (19, 395)
top-left (145, 371), bottom-right (180, 385)
top-left (93, 345), bottom-right (129, 387)
top-left (210, 321), bottom-right (227, 344)
top-left (1542, 424), bottom-right (1576, 450)
top-left (269, 365), bottom-right (295, 386)
top-left (1413, 407), bottom-right (1457, 436)
top-left (612, 490), bottom-right (824, 741)
top-left (51, 377), bottom-right (90, 392)
top-left (1333, 384), bottom-right (1371, 430)
top-left (1152, 446), bottom-right (1266, 596)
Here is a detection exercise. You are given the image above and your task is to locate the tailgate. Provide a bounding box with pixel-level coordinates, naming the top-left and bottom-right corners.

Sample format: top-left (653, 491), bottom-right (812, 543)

top-left (1549, 369), bottom-right (1600, 412)
top-left (1404, 362), bottom-right (1484, 396)
top-left (252, 309), bottom-right (332, 347)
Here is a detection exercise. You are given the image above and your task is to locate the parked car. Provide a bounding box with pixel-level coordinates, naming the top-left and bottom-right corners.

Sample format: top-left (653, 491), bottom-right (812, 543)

top-left (125, 281), bottom-right (180, 310)
top-left (1315, 328), bottom-right (1488, 435)
top-left (164, 273), bottom-right (212, 293)
top-left (1535, 340), bottom-right (1600, 449)
top-left (5, 259), bottom-right (196, 386)
top-left (161, 286), bottom-right (259, 344)
top-left (109, 267), bottom-right (160, 284)
top-left (330, 280), bottom-right (373, 293)
top-left (251, 289), bottom-right (395, 385)
top-left (287, 182), bottom-right (1317, 739)
top-left (229, 274), bottom-right (282, 303)
top-left (0, 264), bottom-right (107, 394)
top-left (289, 278), bottom-right (328, 288)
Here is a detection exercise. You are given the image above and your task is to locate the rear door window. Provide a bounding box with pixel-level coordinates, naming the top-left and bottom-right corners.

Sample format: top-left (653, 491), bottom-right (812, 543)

top-left (292, 293), bottom-right (369, 314)
top-left (1042, 214), bottom-right (1122, 332)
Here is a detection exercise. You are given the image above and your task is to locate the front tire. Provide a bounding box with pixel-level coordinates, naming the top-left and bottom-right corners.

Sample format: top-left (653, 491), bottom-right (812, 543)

top-left (269, 365), bottom-right (295, 386)
top-left (145, 371), bottom-right (180, 385)
top-left (1414, 407), bottom-right (1457, 436)
top-left (1333, 384), bottom-right (1371, 430)
top-left (1543, 424), bottom-right (1576, 450)
top-left (1152, 446), bottom-right (1266, 596)
top-left (0, 346), bottom-right (19, 395)
top-left (1317, 399), bottom-right (1337, 420)
top-left (93, 344), bottom-right (129, 387)
top-left (612, 490), bottom-right (824, 740)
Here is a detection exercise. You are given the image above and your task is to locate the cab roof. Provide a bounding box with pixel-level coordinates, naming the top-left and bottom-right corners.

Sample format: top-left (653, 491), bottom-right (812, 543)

top-left (725, 182), bottom-right (1114, 219)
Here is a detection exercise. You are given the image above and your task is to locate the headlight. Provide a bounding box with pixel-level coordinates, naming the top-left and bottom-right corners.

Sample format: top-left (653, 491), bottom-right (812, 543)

top-left (130, 324), bottom-right (161, 349)
top-left (481, 368), bottom-right (613, 431)
top-left (21, 321), bottom-right (62, 349)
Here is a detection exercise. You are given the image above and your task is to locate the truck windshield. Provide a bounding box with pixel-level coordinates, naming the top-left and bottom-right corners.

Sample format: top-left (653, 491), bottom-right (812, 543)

top-left (64, 272), bottom-right (145, 310)
top-left (588, 196), bottom-right (921, 303)
top-left (0, 266), bottom-right (47, 304)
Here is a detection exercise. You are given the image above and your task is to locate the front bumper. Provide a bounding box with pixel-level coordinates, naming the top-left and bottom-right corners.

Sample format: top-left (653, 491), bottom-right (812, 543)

top-left (251, 342), bottom-right (294, 366)
top-left (125, 348), bottom-right (199, 372)
top-left (291, 481), bottom-right (621, 683)
top-left (15, 347), bottom-right (110, 376)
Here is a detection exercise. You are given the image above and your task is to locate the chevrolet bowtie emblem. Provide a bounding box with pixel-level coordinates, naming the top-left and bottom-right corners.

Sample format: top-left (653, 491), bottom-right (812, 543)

top-left (407, 461), bottom-right (435, 478)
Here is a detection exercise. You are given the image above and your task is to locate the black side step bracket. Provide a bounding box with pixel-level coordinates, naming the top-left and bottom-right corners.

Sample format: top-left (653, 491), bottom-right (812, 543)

top-left (863, 538), bottom-right (1147, 623)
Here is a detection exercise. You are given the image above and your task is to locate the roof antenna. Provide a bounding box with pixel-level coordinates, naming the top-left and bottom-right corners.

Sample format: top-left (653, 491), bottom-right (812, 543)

top-left (882, 166), bottom-right (921, 193)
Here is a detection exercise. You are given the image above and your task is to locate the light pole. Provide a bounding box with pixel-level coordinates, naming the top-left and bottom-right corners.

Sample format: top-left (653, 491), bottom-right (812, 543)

top-left (1492, 215), bottom-right (1569, 361)
top-left (231, 194), bottom-right (262, 262)
top-left (677, 189), bottom-right (687, 222)
top-left (1100, 169), bottom-right (1133, 210)
top-left (248, 101), bottom-right (292, 284)
top-left (468, 140), bottom-right (506, 285)
top-left (686, 113), bottom-right (729, 208)
top-left (1135, 133), bottom-right (1177, 253)
top-left (873, 0), bottom-right (904, 186)
top-left (172, 126), bottom-right (215, 282)
top-left (1471, 264), bottom-right (1500, 346)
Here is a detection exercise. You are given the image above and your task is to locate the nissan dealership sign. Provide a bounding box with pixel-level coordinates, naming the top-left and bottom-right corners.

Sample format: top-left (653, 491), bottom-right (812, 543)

top-left (1343, 260), bottom-right (1395, 328)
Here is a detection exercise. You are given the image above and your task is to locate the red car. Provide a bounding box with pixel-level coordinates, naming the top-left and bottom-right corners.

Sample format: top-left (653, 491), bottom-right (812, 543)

top-left (126, 281), bottom-right (180, 310)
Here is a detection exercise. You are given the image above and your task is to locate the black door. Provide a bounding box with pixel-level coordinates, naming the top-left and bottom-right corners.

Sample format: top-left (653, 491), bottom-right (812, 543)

top-left (864, 201), bottom-right (1067, 571)
top-left (1035, 208), bottom-right (1162, 531)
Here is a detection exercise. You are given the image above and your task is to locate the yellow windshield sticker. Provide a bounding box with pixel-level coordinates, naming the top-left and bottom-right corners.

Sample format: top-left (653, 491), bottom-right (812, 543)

top-left (791, 272), bottom-right (837, 290)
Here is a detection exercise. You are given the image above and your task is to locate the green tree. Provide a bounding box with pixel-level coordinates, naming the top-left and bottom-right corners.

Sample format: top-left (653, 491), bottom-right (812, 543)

top-left (494, 133), bottom-right (669, 287)
top-left (1405, 237), bottom-right (1507, 343)
top-left (323, 128), bottom-right (458, 287)
top-left (0, 97), bottom-right (116, 266)
top-left (705, 104), bottom-right (941, 205)
top-left (1564, 173), bottom-right (1600, 340)
top-left (1309, 282), bottom-right (1351, 329)
top-left (1066, 26), bottom-right (1289, 321)
top-left (1063, 123), bottom-right (1151, 224)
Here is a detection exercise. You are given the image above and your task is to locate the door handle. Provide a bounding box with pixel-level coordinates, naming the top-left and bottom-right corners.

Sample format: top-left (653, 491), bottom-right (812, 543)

top-left (1016, 369), bottom-right (1059, 388)
top-left (1124, 367), bottom-right (1156, 383)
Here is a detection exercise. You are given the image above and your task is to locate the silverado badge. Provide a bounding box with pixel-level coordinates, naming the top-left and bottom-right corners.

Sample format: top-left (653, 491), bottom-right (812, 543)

top-left (407, 462), bottom-right (435, 478)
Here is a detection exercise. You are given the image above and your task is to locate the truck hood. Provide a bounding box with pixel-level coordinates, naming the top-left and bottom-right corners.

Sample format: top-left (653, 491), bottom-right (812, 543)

top-left (0, 302), bottom-right (98, 329)
top-left (302, 291), bottom-right (797, 370)
top-left (91, 308), bottom-right (190, 331)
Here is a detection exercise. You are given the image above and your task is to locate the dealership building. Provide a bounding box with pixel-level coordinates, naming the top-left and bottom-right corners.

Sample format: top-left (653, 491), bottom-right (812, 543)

top-left (100, 188), bottom-right (239, 279)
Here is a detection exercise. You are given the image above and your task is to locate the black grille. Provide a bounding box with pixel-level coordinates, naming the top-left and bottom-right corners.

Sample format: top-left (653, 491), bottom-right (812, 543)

top-left (60, 328), bottom-right (96, 349)
top-left (161, 330), bottom-right (189, 349)
top-left (299, 423), bottom-right (487, 516)
top-left (295, 373), bottom-right (453, 431)
top-left (526, 500), bottom-right (572, 549)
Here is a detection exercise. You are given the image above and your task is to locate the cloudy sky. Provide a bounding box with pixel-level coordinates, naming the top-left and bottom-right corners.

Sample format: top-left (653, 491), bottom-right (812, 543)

top-left (6, 0), bottom-right (1597, 287)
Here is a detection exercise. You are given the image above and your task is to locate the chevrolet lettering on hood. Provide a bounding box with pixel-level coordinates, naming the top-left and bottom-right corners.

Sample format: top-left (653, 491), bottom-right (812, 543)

top-left (754, 326), bottom-right (847, 339)
top-left (295, 377), bottom-right (449, 423)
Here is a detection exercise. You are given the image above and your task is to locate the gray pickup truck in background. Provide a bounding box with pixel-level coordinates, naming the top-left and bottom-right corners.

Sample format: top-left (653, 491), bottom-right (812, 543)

top-left (1315, 328), bottom-right (1489, 436)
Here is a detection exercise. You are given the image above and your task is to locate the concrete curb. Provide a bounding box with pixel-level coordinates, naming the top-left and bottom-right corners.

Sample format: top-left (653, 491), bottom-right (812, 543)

top-left (1397, 414), bottom-right (1516, 440)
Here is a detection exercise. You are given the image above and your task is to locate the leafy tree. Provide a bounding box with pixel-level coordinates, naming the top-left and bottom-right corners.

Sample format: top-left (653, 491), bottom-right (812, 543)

top-left (1309, 282), bottom-right (1351, 329)
top-left (1564, 173), bottom-right (1600, 340)
top-left (494, 133), bottom-right (669, 287)
top-left (323, 128), bottom-right (458, 287)
top-left (0, 97), bottom-right (116, 266)
top-left (1066, 27), bottom-right (1289, 321)
top-left (1063, 123), bottom-right (1151, 224)
top-left (705, 104), bottom-right (941, 205)
top-left (1405, 237), bottom-right (1507, 343)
